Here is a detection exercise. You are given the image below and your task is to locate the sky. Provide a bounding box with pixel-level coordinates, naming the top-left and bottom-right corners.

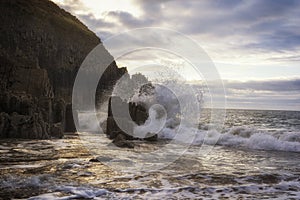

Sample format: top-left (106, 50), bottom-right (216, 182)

top-left (51, 0), bottom-right (300, 111)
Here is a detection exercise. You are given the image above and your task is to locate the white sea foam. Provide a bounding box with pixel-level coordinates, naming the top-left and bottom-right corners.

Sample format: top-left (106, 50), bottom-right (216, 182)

top-left (156, 126), bottom-right (300, 152)
top-left (130, 82), bottom-right (300, 152)
top-left (29, 187), bottom-right (109, 200)
top-left (27, 181), bottom-right (300, 200)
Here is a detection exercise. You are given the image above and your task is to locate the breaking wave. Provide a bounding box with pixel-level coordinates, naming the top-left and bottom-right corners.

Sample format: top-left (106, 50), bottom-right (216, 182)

top-left (131, 82), bottom-right (300, 153)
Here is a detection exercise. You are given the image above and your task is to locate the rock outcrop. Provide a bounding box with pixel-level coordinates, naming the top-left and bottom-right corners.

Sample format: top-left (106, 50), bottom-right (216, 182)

top-left (0, 0), bottom-right (126, 139)
top-left (106, 96), bottom-right (158, 148)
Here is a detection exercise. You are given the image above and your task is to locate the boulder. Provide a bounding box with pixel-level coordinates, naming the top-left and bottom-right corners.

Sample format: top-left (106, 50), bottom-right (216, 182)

top-left (135, 105), bottom-right (148, 125)
top-left (106, 116), bottom-right (134, 140)
top-left (144, 133), bottom-right (158, 141)
top-left (113, 134), bottom-right (134, 148)
top-left (106, 96), bottom-right (158, 146)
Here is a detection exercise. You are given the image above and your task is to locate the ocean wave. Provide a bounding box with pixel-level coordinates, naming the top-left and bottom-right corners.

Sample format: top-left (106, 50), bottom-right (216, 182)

top-left (157, 126), bottom-right (300, 152)
top-left (117, 81), bottom-right (300, 153)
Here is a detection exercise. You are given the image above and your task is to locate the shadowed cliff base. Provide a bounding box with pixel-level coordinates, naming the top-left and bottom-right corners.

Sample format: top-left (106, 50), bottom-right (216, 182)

top-left (0, 0), bottom-right (126, 139)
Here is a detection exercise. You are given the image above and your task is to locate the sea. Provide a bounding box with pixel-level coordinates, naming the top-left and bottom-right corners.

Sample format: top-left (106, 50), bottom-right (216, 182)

top-left (0, 109), bottom-right (299, 199)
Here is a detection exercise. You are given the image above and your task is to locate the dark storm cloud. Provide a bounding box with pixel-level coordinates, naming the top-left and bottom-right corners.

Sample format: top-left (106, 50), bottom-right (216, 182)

top-left (232, 0), bottom-right (298, 21)
top-left (134, 0), bottom-right (300, 52)
top-left (243, 31), bottom-right (300, 51)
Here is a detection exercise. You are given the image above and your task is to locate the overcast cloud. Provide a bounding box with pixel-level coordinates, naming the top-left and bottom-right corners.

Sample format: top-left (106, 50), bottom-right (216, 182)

top-left (51, 0), bottom-right (300, 110)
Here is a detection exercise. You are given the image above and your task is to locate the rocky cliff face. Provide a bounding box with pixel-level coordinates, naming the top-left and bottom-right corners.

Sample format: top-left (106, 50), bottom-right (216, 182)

top-left (0, 0), bottom-right (126, 139)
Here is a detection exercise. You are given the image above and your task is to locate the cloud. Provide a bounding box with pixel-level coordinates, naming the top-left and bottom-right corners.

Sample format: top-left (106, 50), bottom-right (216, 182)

top-left (51, 0), bottom-right (300, 55)
top-left (48, 0), bottom-right (300, 110)
top-left (77, 13), bottom-right (114, 29)
top-left (224, 78), bottom-right (300, 92)
top-left (197, 77), bottom-right (300, 110)
top-left (107, 11), bottom-right (155, 28)
top-left (52, 0), bottom-right (88, 13)
top-left (221, 78), bottom-right (300, 110)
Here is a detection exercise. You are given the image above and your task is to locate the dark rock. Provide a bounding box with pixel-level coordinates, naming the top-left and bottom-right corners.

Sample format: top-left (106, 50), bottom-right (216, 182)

top-left (7, 112), bottom-right (50, 139)
top-left (106, 96), bottom-right (158, 145)
top-left (8, 95), bottom-right (20, 114)
top-left (38, 97), bottom-right (52, 123)
top-left (106, 116), bottom-right (115, 139)
top-left (19, 95), bottom-right (33, 115)
top-left (113, 134), bottom-right (134, 148)
top-left (9, 113), bottom-right (30, 138)
top-left (0, 93), bottom-right (9, 113)
top-left (0, 0), bottom-right (126, 139)
top-left (65, 104), bottom-right (77, 132)
top-left (89, 156), bottom-right (113, 162)
top-left (144, 133), bottom-right (158, 141)
top-left (89, 158), bottom-right (100, 162)
top-left (0, 0), bottom-right (126, 103)
top-left (106, 116), bottom-right (134, 140)
top-left (129, 102), bottom-right (137, 120)
top-left (135, 105), bottom-right (148, 125)
top-left (52, 99), bottom-right (65, 124)
top-left (50, 123), bottom-right (63, 139)
top-left (10, 68), bottom-right (54, 98)
top-left (0, 112), bottom-right (10, 138)
top-left (99, 119), bottom-right (107, 134)
top-left (109, 96), bottom-right (129, 118)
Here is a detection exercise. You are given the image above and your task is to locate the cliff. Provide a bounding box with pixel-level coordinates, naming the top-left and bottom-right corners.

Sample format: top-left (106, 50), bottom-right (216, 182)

top-left (0, 0), bottom-right (126, 139)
